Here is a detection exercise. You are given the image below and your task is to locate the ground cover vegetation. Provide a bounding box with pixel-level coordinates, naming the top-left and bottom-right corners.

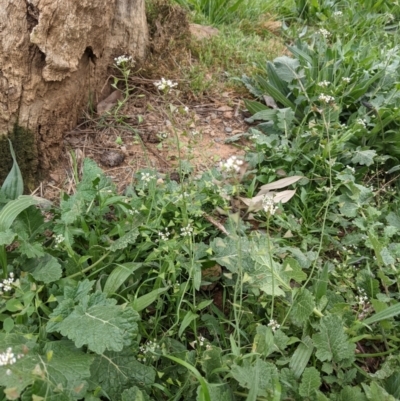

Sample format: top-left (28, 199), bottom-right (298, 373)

top-left (1, 0), bottom-right (400, 400)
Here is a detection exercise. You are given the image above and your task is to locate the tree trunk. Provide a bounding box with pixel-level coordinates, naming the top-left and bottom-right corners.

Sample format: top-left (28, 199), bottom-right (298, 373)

top-left (0, 0), bottom-right (148, 187)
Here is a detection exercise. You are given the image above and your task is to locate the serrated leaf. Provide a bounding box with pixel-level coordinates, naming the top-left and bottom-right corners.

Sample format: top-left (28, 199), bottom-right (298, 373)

top-left (338, 385), bottom-right (368, 401)
top-left (351, 149), bottom-right (377, 166)
top-left (289, 336), bottom-right (314, 379)
top-left (290, 289), bottom-right (315, 326)
top-left (121, 386), bottom-right (151, 401)
top-left (48, 290), bottom-right (139, 354)
top-left (380, 247), bottom-right (395, 266)
top-left (0, 228), bottom-right (16, 245)
top-left (340, 201), bottom-right (359, 217)
top-left (31, 254), bottom-right (62, 284)
top-left (202, 384), bottom-right (234, 401)
top-left (231, 358), bottom-right (279, 398)
top-left (362, 382), bottom-right (396, 401)
top-left (313, 315), bottom-right (356, 364)
top-left (109, 229), bottom-right (139, 251)
top-left (200, 346), bottom-right (223, 382)
top-left (90, 349), bottom-right (155, 400)
top-left (283, 258), bottom-right (307, 283)
top-left (299, 367), bottom-right (321, 397)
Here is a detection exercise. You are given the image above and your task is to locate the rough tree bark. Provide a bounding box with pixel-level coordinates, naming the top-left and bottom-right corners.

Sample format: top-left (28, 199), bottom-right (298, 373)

top-left (0, 0), bottom-right (148, 187)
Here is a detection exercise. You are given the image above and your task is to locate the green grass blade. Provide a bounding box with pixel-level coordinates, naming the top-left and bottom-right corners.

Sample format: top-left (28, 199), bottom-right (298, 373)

top-left (103, 262), bottom-right (142, 295)
top-left (363, 303), bottom-right (400, 325)
top-left (131, 287), bottom-right (169, 312)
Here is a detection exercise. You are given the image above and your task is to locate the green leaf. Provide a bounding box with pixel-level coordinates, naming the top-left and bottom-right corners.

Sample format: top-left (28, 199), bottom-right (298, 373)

top-left (48, 290), bottom-right (139, 354)
top-left (289, 336), bottom-right (314, 379)
top-left (179, 310), bottom-right (199, 338)
top-left (90, 349), bottom-right (155, 401)
top-left (109, 229), bottom-right (139, 251)
top-left (104, 263), bottom-right (142, 296)
top-left (338, 386), bottom-right (368, 401)
top-left (122, 386), bottom-right (151, 401)
top-left (0, 195), bottom-right (50, 232)
top-left (351, 148), bottom-right (377, 166)
top-left (299, 367), bottom-right (321, 397)
top-left (283, 258), bottom-right (307, 283)
top-left (290, 289), bottom-right (315, 325)
top-left (131, 287), bottom-right (169, 312)
top-left (253, 325), bottom-right (275, 357)
top-left (0, 228), bottom-right (16, 246)
top-left (312, 315), bottom-right (356, 365)
top-left (362, 382), bottom-right (396, 401)
top-left (31, 254), bottom-right (62, 284)
top-left (200, 346), bottom-right (223, 382)
top-left (0, 139), bottom-right (24, 200)
top-left (231, 358), bottom-right (279, 398)
top-left (363, 302), bottom-right (400, 325)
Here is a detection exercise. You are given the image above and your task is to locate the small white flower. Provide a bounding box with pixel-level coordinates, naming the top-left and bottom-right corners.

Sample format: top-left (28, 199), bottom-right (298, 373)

top-left (262, 195), bottom-right (278, 215)
top-left (346, 165), bottom-right (356, 174)
top-left (318, 94), bottom-right (335, 104)
top-left (356, 118), bottom-right (367, 128)
top-left (342, 77), bottom-right (351, 83)
top-left (333, 11), bottom-right (343, 16)
top-left (180, 224), bottom-right (193, 237)
top-left (141, 172), bottom-right (156, 183)
top-left (0, 273), bottom-right (15, 295)
top-left (154, 78), bottom-right (178, 92)
top-left (0, 348), bottom-right (23, 367)
top-left (219, 156), bottom-right (244, 174)
top-left (158, 228), bottom-right (170, 241)
top-left (114, 55), bottom-right (133, 66)
top-left (318, 80), bottom-right (330, 88)
top-left (184, 106), bottom-right (189, 113)
top-left (318, 28), bottom-right (331, 38)
top-left (268, 319), bottom-right (281, 332)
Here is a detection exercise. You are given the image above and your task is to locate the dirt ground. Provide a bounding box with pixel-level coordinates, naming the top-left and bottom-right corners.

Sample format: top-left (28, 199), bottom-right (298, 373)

top-left (32, 3), bottom-right (283, 200)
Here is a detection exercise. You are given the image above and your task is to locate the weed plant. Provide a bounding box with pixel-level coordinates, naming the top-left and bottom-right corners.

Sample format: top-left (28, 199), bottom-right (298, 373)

top-left (1, 1), bottom-right (400, 400)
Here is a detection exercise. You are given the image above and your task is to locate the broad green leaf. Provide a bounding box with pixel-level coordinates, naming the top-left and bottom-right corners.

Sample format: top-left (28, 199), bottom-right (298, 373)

top-left (384, 372), bottom-right (400, 399)
top-left (200, 346), bottom-right (223, 382)
top-left (131, 287), bottom-right (169, 312)
top-left (243, 99), bottom-right (268, 115)
top-left (252, 325), bottom-right (275, 357)
top-left (273, 56), bottom-right (303, 83)
top-left (201, 384), bottom-right (234, 401)
top-left (338, 385), bottom-right (368, 401)
top-left (104, 263), bottom-right (142, 295)
top-left (0, 228), bottom-right (16, 246)
top-left (31, 254), bottom-right (62, 284)
top-left (283, 258), bottom-right (307, 283)
top-left (90, 349), bottom-right (155, 401)
top-left (351, 148), bottom-right (377, 166)
top-left (231, 358), bottom-right (279, 398)
top-left (299, 367), bottom-right (321, 397)
top-left (1, 139), bottom-right (23, 200)
top-left (290, 336), bottom-right (314, 378)
top-left (362, 382), bottom-right (396, 401)
top-left (122, 386), bottom-right (151, 401)
top-left (48, 291), bottom-right (139, 354)
top-left (313, 315), bottom-right (356, 364)
top-left (0, 195), bottom-right (50, 232)
top-left (290, 289), bottom-right (315, 326)
top-left (179, 310), bottom-right (199, 338)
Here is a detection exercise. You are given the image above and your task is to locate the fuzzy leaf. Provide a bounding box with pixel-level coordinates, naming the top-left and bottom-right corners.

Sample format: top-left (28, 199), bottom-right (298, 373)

top-left (31, 254), bottom-right (62, 284)
top-left (109, 229), bottom-right (139, 251)
top-left (290, 289), bottom-right (315, 325)
top-left (90, 349), bottom-right (155, 400)
top-left (351, 149), bottom-right (377, 166)
top-left (200, 346), bottom-right (223, 382)
top-left (299, 367), bottom-right (321, 397)
top-left (362, 382), bottom-right (396, 401)
top-left (313, 315), bottom-right (356, 364)
top-left (122, 386), bottom-right (151, 401)
top-left (257, 176), bottom-right (303, 194)
top-left (0, 228), bottom-right (16, 246)
top-left (338, 386), bottom-right (368, 401)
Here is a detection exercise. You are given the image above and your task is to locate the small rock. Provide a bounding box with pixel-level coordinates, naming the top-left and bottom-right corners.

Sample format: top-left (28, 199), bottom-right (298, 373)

top-left (210, 113), bottom-right (217, 120)
top-left (225, 127), bottom-right (233, 133)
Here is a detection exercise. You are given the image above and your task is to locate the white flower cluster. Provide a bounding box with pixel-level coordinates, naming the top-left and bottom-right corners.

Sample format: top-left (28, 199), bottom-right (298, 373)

top-left (262, 195), bottom-right (278, 215)
top-left (154, 78), bottom-right (178, 91)
top-left (176, 192), bottom-right (190, 202)
top-left (141, 172), bottom-right (156, 183)
top-left (0, 273), bottom-right (14, 295)
top-left (318, 28), bottom-right (331, 38)
top-left (114, 55), bottom-right (133, 66)
top-left (268, 319), bottom-right (281, 332)
top-left (158, 228), bottom-right (170, 241)
top-left (342, 77), bottom-right (351, 83)
top-left (139, 340), bottom-right (160, 362)
top-left (0, 347), bottom-right (24, 367)
top-left (128, 208), bottom-right (140, 215)
top-left (219, 155), bottom-right (244, 174)
top-left (181, 224), bottom-right (193, 237)
top-left (54, 234), bottom-right (65, 249)
top-left (318, 80), bottom-right (330, 88)
top-left (318, 94), bottom-right (335, 104)
top-left (333, 11), bottom-right (343, 16)
top-left (355, 287), bottom-right (368, 307)
top-left (356, 118), bottom-right (367, 128)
